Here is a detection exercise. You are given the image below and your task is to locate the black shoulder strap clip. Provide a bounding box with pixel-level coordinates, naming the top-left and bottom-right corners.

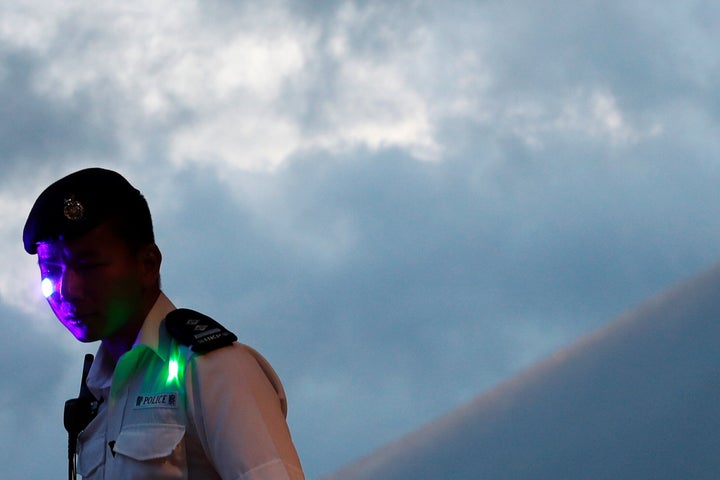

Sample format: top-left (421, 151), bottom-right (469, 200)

top-left (165, 308), bottom-right (238, 354)
top-left (64, 353), bottom-right (100, 480)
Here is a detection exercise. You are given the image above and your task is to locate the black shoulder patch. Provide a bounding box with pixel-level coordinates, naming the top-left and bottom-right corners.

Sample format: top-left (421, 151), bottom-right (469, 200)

top-left (165, 308), bottom-right (238, 354)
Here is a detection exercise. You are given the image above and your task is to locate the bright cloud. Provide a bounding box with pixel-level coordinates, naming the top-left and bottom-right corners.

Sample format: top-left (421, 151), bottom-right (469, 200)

top-left (499, 89), bottom-right (664, 149)
top-left (3, 0), bottom-right (449, 173)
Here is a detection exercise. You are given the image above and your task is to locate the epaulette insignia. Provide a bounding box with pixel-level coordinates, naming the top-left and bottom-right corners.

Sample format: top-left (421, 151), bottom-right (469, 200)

top-left (165, 309), bottom-right (238, 354)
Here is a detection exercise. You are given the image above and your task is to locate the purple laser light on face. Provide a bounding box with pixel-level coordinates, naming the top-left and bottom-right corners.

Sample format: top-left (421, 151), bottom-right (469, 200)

top-left (41, 277), bottom-right (55, 298)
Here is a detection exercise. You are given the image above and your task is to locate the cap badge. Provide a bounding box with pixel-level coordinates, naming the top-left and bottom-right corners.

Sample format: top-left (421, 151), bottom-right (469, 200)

top-left (63, 195), bottom-right (85, 221)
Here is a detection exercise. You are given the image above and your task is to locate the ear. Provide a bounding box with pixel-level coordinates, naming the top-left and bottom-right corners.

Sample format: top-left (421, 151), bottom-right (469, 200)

top-left (139, 243), bottom-right (162, 287)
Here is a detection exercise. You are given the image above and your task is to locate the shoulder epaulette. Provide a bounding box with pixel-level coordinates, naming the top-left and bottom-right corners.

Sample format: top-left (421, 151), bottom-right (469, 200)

top-left (165, 308), bottom-right (238, 354)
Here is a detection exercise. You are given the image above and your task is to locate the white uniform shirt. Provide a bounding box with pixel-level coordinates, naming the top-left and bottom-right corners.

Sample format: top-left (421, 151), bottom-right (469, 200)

top-left (77, 292), bottom-right (305, 479)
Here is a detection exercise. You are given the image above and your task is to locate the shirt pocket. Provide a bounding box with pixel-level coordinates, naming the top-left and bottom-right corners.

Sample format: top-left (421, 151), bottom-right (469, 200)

top-left (113, 423), bottom-right (185, 461)
top-left (77, 417), bottom-right (106, 478)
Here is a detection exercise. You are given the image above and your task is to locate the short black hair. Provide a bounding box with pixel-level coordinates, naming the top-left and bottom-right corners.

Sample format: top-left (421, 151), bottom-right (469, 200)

top-left (23, 168), bottom-right (155, 254)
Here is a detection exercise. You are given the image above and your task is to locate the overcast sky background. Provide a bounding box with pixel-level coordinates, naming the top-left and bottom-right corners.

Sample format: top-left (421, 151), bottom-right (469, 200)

top-left (1, 1), bottom-right (719, 478)
top-left (323, 263), bottom-right (720, 479)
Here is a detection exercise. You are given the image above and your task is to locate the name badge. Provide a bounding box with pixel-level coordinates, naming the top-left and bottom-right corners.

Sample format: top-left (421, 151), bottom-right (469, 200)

top-left (134, 392), bottom-right (179, 409)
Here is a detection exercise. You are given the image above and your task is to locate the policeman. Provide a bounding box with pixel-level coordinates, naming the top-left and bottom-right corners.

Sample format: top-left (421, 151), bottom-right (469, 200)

top-left (23, 168), bottom-right (305, 479)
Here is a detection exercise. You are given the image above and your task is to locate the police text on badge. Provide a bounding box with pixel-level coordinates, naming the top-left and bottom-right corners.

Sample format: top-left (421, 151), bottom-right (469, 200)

top-left (134, 392), bottom-right (179, 409)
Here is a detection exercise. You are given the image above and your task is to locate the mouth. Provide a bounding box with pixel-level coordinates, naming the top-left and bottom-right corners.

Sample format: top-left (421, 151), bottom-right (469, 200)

top-left (65, 317), bottom-right (85, 327)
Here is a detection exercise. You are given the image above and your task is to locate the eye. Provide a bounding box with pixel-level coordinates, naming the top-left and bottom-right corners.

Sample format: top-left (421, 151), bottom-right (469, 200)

top-left (76, 259), bottom-right (106, 272)
top-left (74, 264), bottom-right (94, 273)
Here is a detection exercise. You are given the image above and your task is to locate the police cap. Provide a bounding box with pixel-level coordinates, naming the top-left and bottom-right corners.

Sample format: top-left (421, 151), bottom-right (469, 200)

top-left (23, 167), bottom-right (154, 254)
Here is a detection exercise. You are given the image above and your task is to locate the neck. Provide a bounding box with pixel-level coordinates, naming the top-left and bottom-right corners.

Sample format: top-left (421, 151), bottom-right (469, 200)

top-left (102, 336), bottom-right (139, 364)
top-left (102, 288), bottom-right (161, 363)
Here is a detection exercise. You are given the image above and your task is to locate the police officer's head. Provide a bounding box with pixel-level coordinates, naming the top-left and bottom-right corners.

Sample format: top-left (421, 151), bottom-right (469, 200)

top-left (23, 168), bottom-right (162, 344)
top-left (23, 167), bottom-right (155, 255)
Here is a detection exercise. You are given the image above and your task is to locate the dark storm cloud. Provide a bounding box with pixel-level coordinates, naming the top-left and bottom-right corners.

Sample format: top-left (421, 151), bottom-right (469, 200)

top-left (152, 128), bottom-right (720, 473)
top-left (0, 49), bottom-right (120, 178)
top-left (444, 1), bottom-right (718, 98)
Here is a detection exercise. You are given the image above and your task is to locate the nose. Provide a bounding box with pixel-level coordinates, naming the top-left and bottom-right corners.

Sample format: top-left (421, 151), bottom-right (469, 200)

top-left (59, 267), bottom-right (84, 302)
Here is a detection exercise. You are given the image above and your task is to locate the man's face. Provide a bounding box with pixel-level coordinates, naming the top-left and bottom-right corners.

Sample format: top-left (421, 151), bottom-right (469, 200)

top-left (36, 222), bottom-right (150, 343)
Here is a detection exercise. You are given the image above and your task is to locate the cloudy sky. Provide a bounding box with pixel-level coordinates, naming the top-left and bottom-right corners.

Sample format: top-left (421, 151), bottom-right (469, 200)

top-left (1, 0), bottom-right (719, 477)
top-left (324, 263), bottom-right (720, 479)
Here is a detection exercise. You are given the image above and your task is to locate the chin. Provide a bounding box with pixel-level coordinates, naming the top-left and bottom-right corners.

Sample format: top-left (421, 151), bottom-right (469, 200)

top-left (65, 325), bottom-right (99, 343)
top-left (75, 335), bottom-right (100, 343)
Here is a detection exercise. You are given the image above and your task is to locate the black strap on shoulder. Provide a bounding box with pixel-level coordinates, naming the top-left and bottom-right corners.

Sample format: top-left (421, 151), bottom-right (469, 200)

top-left (165, 308), bottom-right (238, 354)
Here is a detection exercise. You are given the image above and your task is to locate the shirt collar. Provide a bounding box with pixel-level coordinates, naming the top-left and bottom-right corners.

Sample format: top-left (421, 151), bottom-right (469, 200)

top-left (86, 292), bottom-right (177, 395)
top-left (133, 291), bottom-right (176, 354)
